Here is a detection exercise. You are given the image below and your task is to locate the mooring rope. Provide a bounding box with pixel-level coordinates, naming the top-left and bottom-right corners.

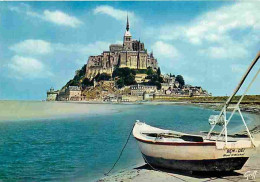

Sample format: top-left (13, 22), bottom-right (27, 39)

top-left (104, 123), bottom-right (187, 182)
top-left (104, 124), bottom-right (135, 176)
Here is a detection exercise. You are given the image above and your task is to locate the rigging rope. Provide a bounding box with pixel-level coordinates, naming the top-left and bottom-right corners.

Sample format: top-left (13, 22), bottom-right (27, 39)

top-left (104, 123), bottom-right (187, 182)
top-left (104, 124), bottom-right (135, 176)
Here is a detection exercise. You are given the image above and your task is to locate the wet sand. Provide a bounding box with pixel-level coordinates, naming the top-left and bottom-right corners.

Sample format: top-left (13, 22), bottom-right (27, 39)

top-left (0, 101), bottom-right (135, 121)
top-left (98, 133), bottom-right (260, 182)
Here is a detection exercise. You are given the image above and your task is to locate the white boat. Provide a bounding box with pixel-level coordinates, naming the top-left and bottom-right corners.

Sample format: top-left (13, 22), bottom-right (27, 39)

top-left (133, 52), bottom-right (260, 172)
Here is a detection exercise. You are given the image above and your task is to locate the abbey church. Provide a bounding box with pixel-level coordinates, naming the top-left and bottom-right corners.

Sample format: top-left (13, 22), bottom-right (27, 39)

top-left (85, 16), bottom-right (158, 79)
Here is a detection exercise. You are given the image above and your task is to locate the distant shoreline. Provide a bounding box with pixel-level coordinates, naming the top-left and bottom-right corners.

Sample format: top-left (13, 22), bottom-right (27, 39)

top-left (44, 100), bottom-right (260, 134)
top-left (45, 98), bottom-right (260, 115)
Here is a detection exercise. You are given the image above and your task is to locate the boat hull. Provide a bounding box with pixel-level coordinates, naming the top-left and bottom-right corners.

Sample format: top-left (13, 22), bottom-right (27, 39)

top-left (133, 122), bottom-right (256, 172)
top-left (136, 139), bottom-right (252, 171)
top-left (142, 153), bottom-right (248, 172)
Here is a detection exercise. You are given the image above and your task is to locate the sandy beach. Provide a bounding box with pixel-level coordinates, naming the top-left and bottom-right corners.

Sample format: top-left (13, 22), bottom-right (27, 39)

top-left (98, 132), bottom-right (260, 182)
top-left (0, 101), bottom-right (136, 121)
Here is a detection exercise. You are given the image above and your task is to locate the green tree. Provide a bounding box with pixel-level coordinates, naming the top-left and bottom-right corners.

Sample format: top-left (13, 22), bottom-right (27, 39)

top-left (78, 64), bottom-right (86, 77)
top-left (158, 76), bottom-right (163, 83)
top-left (66, 79), bottom-right (79, 87)
top-left (176, 75), bottom-right (185, 87)
top-left (95, 73), bottom-right (111, 82)
top-left (151, 74), bottom-right (158, 83)
top-left (155, 81), bottom-right (161, 90)
top-left (113, 67), bottom-right (134, 78)
top-left (157, 67), bottom-right (161, 76)
top-left (82, 78), bottom-right (93, 87)
top-left (124, 74), bottom-right (136, 85)
top-left (60, 64), bottom-right (88, 90)
top-left (146, 67), bottom-right (154, 76)
top-left (169, 73), bottom-right (175, 77)
top-left (73, 64), bottom-right (87, 82)
top-left (112, 67), bottom-right (136, 87)
top-left (134, 69), bottom-right (147, 74)
top-left (116, 78), bottom-right (125, 88)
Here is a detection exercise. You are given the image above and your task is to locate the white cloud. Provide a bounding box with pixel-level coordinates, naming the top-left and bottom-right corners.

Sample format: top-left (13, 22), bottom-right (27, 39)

top-left (43, 10), bottom-right (82, 28)
top-left (151, 2), bottom-right (260, 60)
top-left (151, 41), bottom-right (179, 59)
top-left (8, 3), bottom-right (30, 13)
top-left (7, 56), bottom-right (53, 79)
top-left (93, 5), bottom-right (136, 22)
top-left (199, 44), bottom-right (248, 59)
top-left (8, 4), bottom-right (82, 28)
top-left (159, 3), bottom-right (260, 44)
top-left (10, 39), bottom-right (111, 57)
top-left (9, 6), bottom-right (21, 13)
top-left (10, 39), bottom-right (52, 55)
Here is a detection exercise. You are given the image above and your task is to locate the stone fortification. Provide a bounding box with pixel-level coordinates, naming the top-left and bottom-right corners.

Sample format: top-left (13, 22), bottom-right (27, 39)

top-left (85, 16), bottom-right (158, 79)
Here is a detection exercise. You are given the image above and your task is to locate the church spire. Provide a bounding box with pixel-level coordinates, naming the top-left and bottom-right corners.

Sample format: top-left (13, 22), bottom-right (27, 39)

top-left (126, 14), bottom-right (129, 31)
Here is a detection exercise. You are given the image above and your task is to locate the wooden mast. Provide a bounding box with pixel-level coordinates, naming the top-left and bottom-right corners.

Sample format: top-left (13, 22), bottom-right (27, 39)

top-left (207, 51), bottom-right (260, 139)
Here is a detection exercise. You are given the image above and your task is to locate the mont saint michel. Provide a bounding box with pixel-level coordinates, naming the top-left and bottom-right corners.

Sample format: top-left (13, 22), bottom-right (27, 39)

top-left (86, 16), bottom-right (158, 79)
top-left (1, 2), bottom-right (260, 182)
top-left (47, 17), bottom-right (209, 102)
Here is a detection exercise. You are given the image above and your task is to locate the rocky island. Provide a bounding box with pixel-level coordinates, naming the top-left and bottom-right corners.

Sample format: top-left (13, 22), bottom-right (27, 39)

top-left (47, 16), bottom-right (210, 102)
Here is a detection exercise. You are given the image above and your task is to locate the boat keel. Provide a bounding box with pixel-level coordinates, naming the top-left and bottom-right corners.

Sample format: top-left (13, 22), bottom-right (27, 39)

top-left (142, 154), bottom-right (249, 172)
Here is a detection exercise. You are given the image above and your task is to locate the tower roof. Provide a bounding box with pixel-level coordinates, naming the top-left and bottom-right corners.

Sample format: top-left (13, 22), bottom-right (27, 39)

top-left (126, 14), bottom-right (129, 31)
top-left (124, 31), bottom-right (131, 37)
top-left (124, 14), bottom-right (131, 37)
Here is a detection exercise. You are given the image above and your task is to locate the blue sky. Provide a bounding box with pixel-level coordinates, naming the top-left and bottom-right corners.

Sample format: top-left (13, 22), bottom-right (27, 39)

top-left (0, 1), bottom-right (259, 100)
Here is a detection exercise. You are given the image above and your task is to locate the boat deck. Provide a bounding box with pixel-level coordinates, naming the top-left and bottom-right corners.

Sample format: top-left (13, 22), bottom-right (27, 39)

top-left (141, 131), bottom-right (252, 143)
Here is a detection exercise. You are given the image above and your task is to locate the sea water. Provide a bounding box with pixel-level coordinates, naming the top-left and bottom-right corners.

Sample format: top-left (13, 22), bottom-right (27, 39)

top-left (0, 101), bottom-right (257, 181)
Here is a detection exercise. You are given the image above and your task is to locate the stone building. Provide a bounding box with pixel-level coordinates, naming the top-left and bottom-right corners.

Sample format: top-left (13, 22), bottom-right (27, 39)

top-left (46, 88), bottom-right (59, 101)
top-left (98, 80), bottom-right (116, 88)
top-left (163, 74), bottom-right (176, 84)
top-left (130, 84), bottom-right (157, 96)
top-left (85, 16), bottom-right (158, 79)
top-left (161, 74), bottom-right (179, 92)
top-left (135, 73), bottom-right (149, 83)
top-left (65, 86), bottom-right (82, 101)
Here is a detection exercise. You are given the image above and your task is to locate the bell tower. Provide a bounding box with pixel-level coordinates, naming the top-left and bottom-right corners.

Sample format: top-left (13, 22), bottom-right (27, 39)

top-left (123, 15), bottom-right (132, 51)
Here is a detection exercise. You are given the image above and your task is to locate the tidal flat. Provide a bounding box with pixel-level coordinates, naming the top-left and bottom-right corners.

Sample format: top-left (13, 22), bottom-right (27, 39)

top-left (0, 101), bottom-right (259, 181)
top-left (0, 100), bottom-right (135, 121)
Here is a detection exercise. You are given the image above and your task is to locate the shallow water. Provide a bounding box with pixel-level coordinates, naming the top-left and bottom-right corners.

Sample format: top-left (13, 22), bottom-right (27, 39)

top-left (0, 101), bottom-right (257, 181)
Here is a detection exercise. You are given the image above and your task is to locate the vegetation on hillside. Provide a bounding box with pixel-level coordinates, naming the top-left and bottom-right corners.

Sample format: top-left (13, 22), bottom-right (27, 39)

top-left (111, 67), bottom-right (165, 89)
top-left (176, 75), bottom-right (185, 87)
top-left (145, 67), bottom-right (163, 89)
top-left (95, 73), bottom-right (111, 82)
top-left (112, 67), bottom-right (136, 88)
top-left (62, 64), bottom-right (186, 91)
top-left (132, 67), bottom-right (154, 75)
top-left (169, 73), bottom-right (175, 77)
top-left (62, 64), bottom-right (87, 90)
top-left (81, 77), bottom-right (93, 88)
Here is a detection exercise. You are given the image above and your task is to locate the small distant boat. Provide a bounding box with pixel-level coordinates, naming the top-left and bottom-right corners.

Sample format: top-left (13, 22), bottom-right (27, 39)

top-left (133, 52), bottom-right (260, 172)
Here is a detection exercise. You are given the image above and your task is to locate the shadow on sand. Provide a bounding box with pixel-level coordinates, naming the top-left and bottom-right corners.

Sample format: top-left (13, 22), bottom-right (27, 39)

top-left (135, 164), bottom-right (243, 181)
